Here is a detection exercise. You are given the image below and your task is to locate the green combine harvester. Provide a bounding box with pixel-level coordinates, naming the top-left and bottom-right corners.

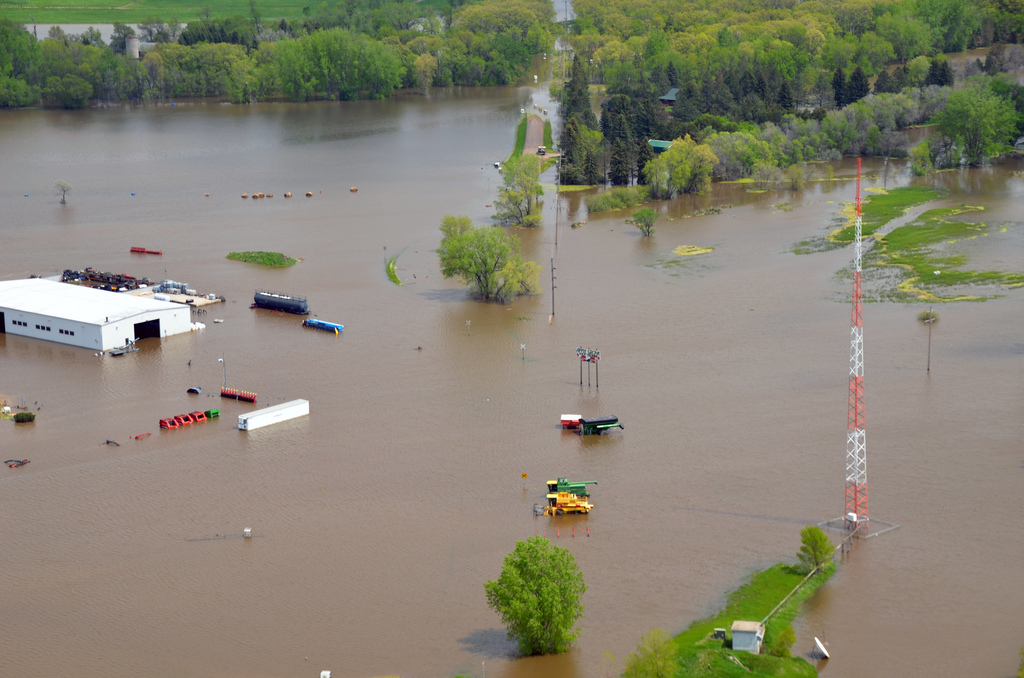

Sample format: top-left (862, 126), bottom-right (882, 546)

top-left (546, 478), bottom-right (598, 497)
top-left (579, 416), bottom-right (623, 435)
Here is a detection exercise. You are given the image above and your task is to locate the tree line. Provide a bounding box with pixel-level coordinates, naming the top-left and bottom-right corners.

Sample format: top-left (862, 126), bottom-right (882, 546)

top-left (554, 0), bottom-right (1024, 190)
top-left (0, 0), bottom-right (556, 108)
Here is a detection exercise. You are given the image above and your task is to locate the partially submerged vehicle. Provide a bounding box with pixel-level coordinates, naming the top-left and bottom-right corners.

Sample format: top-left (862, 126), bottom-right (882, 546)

top-left (543, 478), bottom-right (597, 515)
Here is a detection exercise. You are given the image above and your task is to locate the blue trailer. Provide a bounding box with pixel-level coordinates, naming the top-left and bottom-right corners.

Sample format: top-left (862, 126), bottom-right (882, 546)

top-left (302, 318), bottom-right (344, 334)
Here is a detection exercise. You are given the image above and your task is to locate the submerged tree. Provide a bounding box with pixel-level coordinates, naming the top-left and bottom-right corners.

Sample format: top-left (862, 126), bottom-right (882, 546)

top-left (622, 628), bottom-right (675, 678)
top-left (797, 525), bottom-right (834, 573)
top-left (484, 536), bottom-right (586, 655)
top-left (934, 79), bottom-right (1017, 166)
top-left (436, 215), bottom-right (540, 302)
top-left (53, 180), bottom-right (72, 204)
top-left (644, 135), bottom-right (718, 199)
top-left (494, 153), bottom-right (543, 227)
top-left (626, 207), bottom-right (658, 236)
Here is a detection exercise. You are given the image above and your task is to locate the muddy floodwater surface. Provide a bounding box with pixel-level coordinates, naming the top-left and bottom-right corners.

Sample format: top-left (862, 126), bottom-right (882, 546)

top-left (1, 75), bottom-right (1023, 678)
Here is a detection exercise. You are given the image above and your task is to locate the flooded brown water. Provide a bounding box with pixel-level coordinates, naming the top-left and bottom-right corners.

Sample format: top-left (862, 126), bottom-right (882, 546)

top-left (2, 78), bottom-right (1023, 678)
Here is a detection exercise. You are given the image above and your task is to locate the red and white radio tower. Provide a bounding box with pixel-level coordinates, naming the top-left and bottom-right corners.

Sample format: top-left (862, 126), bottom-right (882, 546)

top-left (845, 158), bottom-right (868, 531)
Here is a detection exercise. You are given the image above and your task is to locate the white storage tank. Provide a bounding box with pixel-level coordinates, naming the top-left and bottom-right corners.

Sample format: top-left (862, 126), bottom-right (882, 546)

top-left (238, 399), bottom-right (309, 431)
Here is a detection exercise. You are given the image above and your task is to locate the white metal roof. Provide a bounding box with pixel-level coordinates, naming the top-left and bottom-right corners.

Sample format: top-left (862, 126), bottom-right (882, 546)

top-left (0, 278), bottom-right (180, 325)
top-left (731, 621), bottom-right (764, 633)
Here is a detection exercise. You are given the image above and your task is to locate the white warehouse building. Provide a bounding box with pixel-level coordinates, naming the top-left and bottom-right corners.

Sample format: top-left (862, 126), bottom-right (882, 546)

top-left (0, 278), bottom-right (193, 351)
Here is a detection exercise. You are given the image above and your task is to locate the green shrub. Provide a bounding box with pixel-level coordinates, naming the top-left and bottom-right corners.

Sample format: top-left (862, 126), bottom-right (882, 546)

top-left (767, 624), bottom-right (796, 658)
top-left (14, 412), bottom-right (36, 423)
top-left (585, 185), bottom-right (650, 213)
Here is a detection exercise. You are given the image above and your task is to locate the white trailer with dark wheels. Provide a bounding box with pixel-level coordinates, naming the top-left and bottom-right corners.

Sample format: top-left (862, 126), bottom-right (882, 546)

top-left (238, 399), bottom-right (309, 431)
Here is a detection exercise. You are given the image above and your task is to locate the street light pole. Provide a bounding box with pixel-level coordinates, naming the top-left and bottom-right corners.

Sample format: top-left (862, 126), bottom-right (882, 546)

top-left (218, 357), bottom-right (226, 388)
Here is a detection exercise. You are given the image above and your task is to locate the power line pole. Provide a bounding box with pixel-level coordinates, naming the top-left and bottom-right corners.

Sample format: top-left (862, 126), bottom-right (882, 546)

top-left (551, 258), bottom-right (556, 317)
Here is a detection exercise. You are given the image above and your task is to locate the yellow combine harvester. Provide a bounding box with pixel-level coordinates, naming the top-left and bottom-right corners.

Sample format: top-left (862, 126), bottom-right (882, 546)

top-left (543, 491), bottom-right (593, 515)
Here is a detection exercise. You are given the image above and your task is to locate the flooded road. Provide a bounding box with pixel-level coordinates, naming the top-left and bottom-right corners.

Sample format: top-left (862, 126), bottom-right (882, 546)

top-left (1, 76), bottom-right (1022, 678)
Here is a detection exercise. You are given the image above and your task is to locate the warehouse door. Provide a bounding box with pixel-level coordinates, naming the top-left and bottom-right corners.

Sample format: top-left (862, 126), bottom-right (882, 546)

top-left (0, 311), bottom-right (5, 332)
top-left (134, 319), bottom-right (160, 341)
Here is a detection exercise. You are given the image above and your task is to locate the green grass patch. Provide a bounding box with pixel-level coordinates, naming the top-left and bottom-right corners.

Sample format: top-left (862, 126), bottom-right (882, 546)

top-left (830, 186), bottom-right (942, 244)
top-left (584, 185), bottom-right (651, 213)
top-left (671, 562), bottom-right (835, 678)
top-left (543, 120), bottom-right (553, 150)
top-left (2, 0), bottom-right (315, 23)
top-left (543, 183), bottom-right (593, 193)
top-left (386, 255), bottom-right (402, 286)
top-left (869, 206), bottom-right (1024, 301)
top-left (510, 115), bottom-right (528, 159)
top-left (226, 251), bottom-right (298, 267)
top-left (4, 0), bottom-right (461, 23)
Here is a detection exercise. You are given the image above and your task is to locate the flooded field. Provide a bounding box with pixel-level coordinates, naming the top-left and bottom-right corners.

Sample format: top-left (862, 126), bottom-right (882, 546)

top-left (1, 73), bottom-right (1023, 678)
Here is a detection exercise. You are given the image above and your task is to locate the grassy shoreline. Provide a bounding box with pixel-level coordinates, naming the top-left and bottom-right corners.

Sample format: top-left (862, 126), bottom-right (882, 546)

top-left (670, 562), bottom-right (835, 677)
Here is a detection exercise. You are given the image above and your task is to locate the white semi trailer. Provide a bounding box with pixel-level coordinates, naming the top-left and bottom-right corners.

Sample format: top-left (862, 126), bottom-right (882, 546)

top-left (238, 399), bottom-right (309, 431)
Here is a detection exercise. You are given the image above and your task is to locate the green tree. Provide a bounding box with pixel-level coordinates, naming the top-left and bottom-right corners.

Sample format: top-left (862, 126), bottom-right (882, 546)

top-left (910, 140), bottom-right (934, 175)
top-left (484, 536), bottom-right (587, 655)
top-left (831, 67), bottom-right (846, 108)
top-left (934, 80), bottom-right (1017, 166)
top-left (609, 138), bottom-right (631, 186)
top-left (847, 66), bottom-right (869, 103)
top-left (875, 10), bottom-right (932, 63)
top-left (563, 54), bottom-right (598, 131)
top-left (414, 52), bottom-right (437, 93)
top-left (644, 135), bottom-right (718, 199)
top-left (797, 525), bottom-right (833, 573)
top-left (43, 73), bottom-right (92, 108)
top-left (708, 130), bottom-right (773, 180)
top-left (785, 163), bottom-right (805, 190)
top-left (53, 180), bottom-right (72, 204)
top-left (110, 22), bottom-right (135, 53)
top-left (622, 628), bottom-right (675, 678)
top-left (626, 206), bottom-right (658, 236)
top-left (494, 153), bottom-right (543, 226)
top-left (873, 69), bottom-right (894, 95)
top-left (777, 79), bottom-right (794, 111)
top-left (495, 256), bottom-right (542, 304)
top-left (635, 138), bottom-right (654, 185)
top-left (906, 55), bottom-right (931, 87)
top-left (436, 216), bottom-right (539, 301)
top-left (917, 0), bottom-right (981, 52)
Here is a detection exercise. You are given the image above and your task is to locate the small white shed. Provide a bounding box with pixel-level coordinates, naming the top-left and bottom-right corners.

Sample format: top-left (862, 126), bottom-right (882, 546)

top-left (731, 620), bottom-right (765, 654)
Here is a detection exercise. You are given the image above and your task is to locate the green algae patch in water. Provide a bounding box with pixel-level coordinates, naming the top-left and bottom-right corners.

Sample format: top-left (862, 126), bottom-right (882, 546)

top-left (673, 245), bottom-right (714, 256)
top-left (226, 251), bottom-right (299, 267)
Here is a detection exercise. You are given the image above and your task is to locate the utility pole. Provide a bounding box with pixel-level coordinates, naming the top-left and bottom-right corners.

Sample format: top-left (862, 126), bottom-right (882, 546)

top-left (551, 258), bottom-right (556, 317)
